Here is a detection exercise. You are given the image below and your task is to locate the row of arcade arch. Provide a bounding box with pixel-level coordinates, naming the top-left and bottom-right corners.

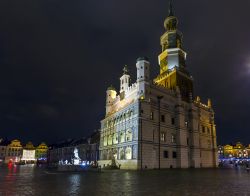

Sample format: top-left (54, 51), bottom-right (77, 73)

top-left (103, 129), bottom-right (133, 146)
top-left (101, 146), bottom-right (133, 160)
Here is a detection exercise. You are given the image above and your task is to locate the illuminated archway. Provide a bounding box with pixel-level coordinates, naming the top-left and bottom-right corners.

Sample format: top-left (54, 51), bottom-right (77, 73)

top-left (119, 148), bottom-right (125, 160)
top-left (125, 147), bottom-right (132, 160)
top-left (113, 133), bottom-right (118, 144)
top-left (108, 150), bottom-right (113, 160)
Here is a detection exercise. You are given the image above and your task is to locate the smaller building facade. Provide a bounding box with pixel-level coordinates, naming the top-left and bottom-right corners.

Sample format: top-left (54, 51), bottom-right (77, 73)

top-left (36, 142), bottom-right (49, 160)
top-left (0, 139), bottom-right (9, 164)
top-left (0, 139), bottom-right (48, 164)
top-left (47, 131), bottom-right (100, 166)
top-left (218, 142), bottom-right (250, 159)
top-left (21, 142), bottom-right (36, 163)
top-left (5, 139), bottom-right (23, 163)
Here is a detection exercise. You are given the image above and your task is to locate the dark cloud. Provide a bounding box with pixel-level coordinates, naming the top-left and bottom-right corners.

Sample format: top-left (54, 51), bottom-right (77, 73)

top-left (0, 0), bottom-right (249, 144)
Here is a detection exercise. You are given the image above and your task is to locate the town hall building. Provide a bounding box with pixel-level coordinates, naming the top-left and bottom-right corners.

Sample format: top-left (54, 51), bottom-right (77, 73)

top-left (98, 1), bottom-right (218, 169)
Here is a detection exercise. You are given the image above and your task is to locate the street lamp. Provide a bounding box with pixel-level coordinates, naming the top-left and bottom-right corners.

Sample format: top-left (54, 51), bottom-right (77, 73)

top-left (157, 95), bottom-right (163, 170)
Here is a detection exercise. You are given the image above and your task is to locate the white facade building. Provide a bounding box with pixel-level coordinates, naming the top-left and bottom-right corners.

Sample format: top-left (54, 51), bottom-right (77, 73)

top-left (98, 2), bottom-right (218, 170)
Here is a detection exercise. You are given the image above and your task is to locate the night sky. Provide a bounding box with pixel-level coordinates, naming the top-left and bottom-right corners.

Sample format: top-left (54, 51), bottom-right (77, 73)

top-left (0, 0), bottom-right (249, 145)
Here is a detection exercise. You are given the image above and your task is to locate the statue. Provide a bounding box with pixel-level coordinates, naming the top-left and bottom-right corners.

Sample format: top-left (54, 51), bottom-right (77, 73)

top-left (73, 147), bottom-right (81, 165)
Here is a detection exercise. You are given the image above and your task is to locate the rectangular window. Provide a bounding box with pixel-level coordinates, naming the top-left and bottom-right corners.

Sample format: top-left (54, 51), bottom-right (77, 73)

top-left (161, 115), bottom-right (165, 122)
top-left (202, 126), bottom-right (205, 133)
top-left (150, 112), bottom-right (154, 120)
top-left (160, 132), bottom-right (166, 142)
top-left (163, 151), bottom-right (168, 158)
top-left (171, 134), bottom-right (176, 143)
top-left (172, 151), bottom-right (177, 158)
top-left (171, 118), bottom-right (175, 125)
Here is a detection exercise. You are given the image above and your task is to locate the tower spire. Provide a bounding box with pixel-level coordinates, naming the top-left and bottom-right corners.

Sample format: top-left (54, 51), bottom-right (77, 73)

top-left (168, 0), bottom-right (174, 17)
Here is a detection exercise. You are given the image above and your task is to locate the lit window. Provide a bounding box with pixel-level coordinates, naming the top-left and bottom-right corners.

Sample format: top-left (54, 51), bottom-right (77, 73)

top-left (171, 134), bottom-right (176, 143)
top-left (150, 112), bottom-right (154, 120)
top-left (120, 132), bottom-right (125, 143)
top-left (125, 147), bottom-right (132, 160)
top-left (126, 130), bottom-right (133, 142)
top-left (160, 132), bottom-right (166, 142)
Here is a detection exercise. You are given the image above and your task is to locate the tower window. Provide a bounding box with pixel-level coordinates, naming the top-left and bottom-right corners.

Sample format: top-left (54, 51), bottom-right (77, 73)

top-left (171, 118), bottom-right (175, 125)
top-left (161, 115), bottom-right (165, 122)
top-left (171, 134), bottom-right (176, 143)
top-left (150, 112), bottom-right (154, 120)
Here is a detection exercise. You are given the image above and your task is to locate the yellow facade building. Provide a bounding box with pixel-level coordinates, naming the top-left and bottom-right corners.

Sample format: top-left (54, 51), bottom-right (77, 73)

top-left (5, 139), bottom-right (23, 163)
top-left (218, 142), bottom-right (250, 159)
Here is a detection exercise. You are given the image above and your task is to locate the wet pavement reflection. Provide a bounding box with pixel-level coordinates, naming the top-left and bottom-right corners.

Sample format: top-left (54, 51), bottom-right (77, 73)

top-left (0, 165), bottom-right (250, 196)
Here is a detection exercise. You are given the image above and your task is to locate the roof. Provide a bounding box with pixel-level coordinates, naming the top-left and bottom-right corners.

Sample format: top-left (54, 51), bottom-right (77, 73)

top-left (107, 85), bottom-right (116, 91)
top-left (136, 57), bottom-right (149, 62)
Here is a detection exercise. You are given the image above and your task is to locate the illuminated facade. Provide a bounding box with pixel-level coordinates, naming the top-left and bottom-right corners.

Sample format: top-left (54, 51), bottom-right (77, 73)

top-left (218, 142), bottom-right (250, 159)
top-left (1, 139), bottom-right (48, 164)
top-left (98, 1), bottom-right (218, 169)
top-left (5, 139), bottom-right (23, 163)
top-left (47, 131), bottom-right (100, 165)
top-left (36, 142), bottom-right (48, 160)
top-left (21, 142), bottom-right (36, 163)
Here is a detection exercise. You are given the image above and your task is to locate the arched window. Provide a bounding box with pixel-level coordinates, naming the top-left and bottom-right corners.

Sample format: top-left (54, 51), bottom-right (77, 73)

top-left (119, 148), bottom-right (125, 160)
top-left (126, 129), bottom-right (133, 142)
top-left (108, 135), bottom-right (113, 146)
top-left (120, 131), bottom-right (125, 143)
top-left (113, 133), bottom-right (118, 144)
top-left (103, 136), bottom-right (107, 146)
top-left (125, 147), bottom-right (132, 160)
top-left (102, 150), bottom-right (107, 160)
top-left (108, 150), bottom-right (113, 160)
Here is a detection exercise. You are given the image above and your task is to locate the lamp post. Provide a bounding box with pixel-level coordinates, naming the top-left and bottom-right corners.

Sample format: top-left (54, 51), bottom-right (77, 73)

top-left (157, 95), bottom-right (163, 170)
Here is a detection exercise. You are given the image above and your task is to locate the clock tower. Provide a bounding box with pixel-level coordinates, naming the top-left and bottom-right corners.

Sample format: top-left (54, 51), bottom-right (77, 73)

top-left (154, 0), bottom-right (193, 101)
